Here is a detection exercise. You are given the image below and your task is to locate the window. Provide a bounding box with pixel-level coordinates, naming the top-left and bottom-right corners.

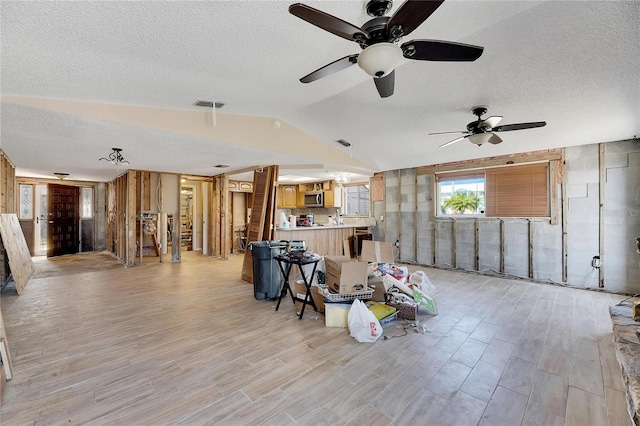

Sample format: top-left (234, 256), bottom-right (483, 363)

top-left (437, 173), bottom-right (485, 215)
top-left (437, 162), bottom-right (550, 217)
top-left (19, 184), bottom-right (33, 220)
top-left (344, 184), bottom-right (370, 215)
top-left (81, 187), bottom-right (93, 219)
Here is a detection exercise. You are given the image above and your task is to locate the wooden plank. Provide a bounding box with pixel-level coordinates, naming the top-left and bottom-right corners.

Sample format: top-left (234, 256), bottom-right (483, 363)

top-left (561, 150), bottom-right (568, 282)
top-left (500, 219), bottom-right (505, 273)
top-left (0, 152), bottom-right (16, 215)
top-left (127, 171), bottom-right (137, 266)
top-left (549, 159), bottom-right (559, 225)
top-left (529, 219), bottom-right (534, 279)
top-left (0, 337), bottom-right (12, 380)
top-left (371, 174), bottom-right (384, 202)
top-left (0, 214), bottom-right (35, 295)
top-left (474, 219), bottom-right (479, 271)
top-left (241, 166), bottom-right (277, 283)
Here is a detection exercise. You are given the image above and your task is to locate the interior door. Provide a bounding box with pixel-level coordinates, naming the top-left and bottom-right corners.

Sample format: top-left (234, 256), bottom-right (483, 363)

top-left (33, 184), bottom-right (48, 256)
top-left (47, 183), bottom-right (80, 257)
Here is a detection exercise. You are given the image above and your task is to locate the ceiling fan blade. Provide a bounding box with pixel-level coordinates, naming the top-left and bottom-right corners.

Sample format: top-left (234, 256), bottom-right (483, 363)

top-left (401, 40), bottom-right (484, 61)
top-left (300, 54), bottom-right (359, 83)
top-left (439, 135), bottom-right (467, 148)
top-left (374, 70), bottom-right (395, 98)
top-left (289, 3), bottom-right (368, 42)
top-left (483, 116), bottom-right (503, 128)
top-left (487, 134), bottom-right (503, 145)
top-left (387, 0), bottom-right (444, 38)
top-left (429, 130), bottom-right (467, 135)
top-left (492, 121), bottom-right (547, 132)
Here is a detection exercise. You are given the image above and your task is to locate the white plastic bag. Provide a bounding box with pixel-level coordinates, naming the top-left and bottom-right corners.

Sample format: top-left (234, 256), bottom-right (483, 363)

top-left (409, 271), bottom-right (436, 295)
top-left (348, 299), bottom-right (382, 343)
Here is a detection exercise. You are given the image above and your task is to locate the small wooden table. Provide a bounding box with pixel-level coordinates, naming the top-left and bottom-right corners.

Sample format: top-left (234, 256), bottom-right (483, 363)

top-left (274, 253), bottom-right (322, 320)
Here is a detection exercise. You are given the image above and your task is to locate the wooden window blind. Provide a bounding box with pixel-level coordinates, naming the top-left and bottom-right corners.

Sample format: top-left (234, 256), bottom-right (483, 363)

top-left (484, 163), bottom-right (549, 217)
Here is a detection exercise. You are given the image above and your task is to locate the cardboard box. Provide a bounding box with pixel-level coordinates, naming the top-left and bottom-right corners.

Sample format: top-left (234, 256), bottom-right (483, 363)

top-left (325, 303), bottom-right (351, 327)
top-left (294, 282), bottom-right (325, 313)
top-left (360, 240), bottom-right (394, 264)
top-left (324, 256), bottom-right (368, 294)
top-left (368, 277), bottom-right (386, 302)
top-left (361, 241), bottom-right (395, 301)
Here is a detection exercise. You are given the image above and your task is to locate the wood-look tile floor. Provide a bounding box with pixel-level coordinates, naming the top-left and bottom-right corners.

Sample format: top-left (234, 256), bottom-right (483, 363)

top-left (0, 252), bottom-right (631, 425)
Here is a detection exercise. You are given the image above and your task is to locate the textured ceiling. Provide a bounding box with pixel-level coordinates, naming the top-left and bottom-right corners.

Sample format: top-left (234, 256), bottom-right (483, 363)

top-left (1, 1), bottom-right (639, 183)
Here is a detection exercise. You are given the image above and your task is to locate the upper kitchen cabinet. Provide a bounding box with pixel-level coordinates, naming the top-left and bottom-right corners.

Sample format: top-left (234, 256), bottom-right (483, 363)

top-left (276, 185), bottom-right (297, 209)
top-left (229, 180), bottom-right (253, 192)
top-left (298, 180), bottom-right (333, 193)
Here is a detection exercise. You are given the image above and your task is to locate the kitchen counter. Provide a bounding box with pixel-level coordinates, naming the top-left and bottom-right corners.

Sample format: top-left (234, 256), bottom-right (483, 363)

top-left (278, 224), bottom-right (358, 230)
top-left (275, 225), bottom-right (357, 256)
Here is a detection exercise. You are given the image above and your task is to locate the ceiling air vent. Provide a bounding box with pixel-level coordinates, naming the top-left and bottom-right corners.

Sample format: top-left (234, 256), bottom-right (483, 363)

top-left (194, 100), bottom-right (225, 109)
top-left (336, 139), bottom-right (351, 147)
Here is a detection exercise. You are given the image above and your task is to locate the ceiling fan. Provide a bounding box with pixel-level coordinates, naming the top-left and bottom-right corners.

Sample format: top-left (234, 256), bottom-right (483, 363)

top-left (431, 106), bottom-right (547, 147)
top-left (289, 0), bottom-right (484, 98)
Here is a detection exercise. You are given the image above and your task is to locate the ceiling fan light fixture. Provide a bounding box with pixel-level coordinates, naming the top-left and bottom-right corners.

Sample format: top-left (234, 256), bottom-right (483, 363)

top-left (335, 174), bottom-right (352, 185)
top-left (357, 43), bottom-right (402, 78)
top-left (468, 133), bottom-right (493, 146)
top-left (99, 147), bottom-right (129, 165)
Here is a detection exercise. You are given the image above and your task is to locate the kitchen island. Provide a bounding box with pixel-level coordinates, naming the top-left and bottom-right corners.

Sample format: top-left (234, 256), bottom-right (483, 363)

top-left (275, 225), bottom-right (357, 256)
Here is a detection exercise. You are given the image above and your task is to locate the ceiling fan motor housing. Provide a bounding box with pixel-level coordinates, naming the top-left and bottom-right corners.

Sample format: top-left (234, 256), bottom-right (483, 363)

top-left (366, 0), bottom-right (393, 17)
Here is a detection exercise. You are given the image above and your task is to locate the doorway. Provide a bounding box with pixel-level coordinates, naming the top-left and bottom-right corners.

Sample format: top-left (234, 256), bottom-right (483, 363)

top-left (33, 184), bottom-right (48, 256)
top-left (180, 186), bottom-right (194, 250)
top-left (47, 183), bottom-right (79, 257)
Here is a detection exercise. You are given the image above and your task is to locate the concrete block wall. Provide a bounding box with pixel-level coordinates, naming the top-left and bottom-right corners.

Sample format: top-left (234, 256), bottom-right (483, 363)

top-left (478, 220), bottom-right (501, 273)
top-left (602, 141), bottom-right (640, 292)
top-left (454, 219), bottom-right (476, 270)
top-left (380, 139), bottom-right (640, 294)
top-left (399, 169), bottom-right (416, 261)
top-left (416, 173), bottom-right (434, 265)
top-left (503, 220), bottom-right (530, 278)
top-left (565, 144), bottom-right (600, 287)
top-left (532, 220), bottom-right (563, 281)
top-left (383, 170), bottom-right (400, 250)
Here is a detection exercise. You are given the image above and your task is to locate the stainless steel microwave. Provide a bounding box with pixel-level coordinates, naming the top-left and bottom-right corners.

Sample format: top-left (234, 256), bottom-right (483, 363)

top-left (304, 192), bottom-right (324, 207)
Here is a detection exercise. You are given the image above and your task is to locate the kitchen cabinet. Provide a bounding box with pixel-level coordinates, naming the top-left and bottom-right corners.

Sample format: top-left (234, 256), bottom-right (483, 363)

top-left (277, 185), bottom-right (297, 209)
top-left (298, 180), bottom-right (333, 193)
top-left (229, 180), bottom-right (253, 192)
top-left (323, 188), bottom-right (334, 207)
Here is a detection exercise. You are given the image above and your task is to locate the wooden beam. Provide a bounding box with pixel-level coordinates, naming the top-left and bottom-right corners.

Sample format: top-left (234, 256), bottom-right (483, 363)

top-left (417, 149), bottom-right (562, 175)
top-left (127, 171), bottom-right (137, 266)
top-left (452, 218), bottom-right (457, 269)
top-left (500, 219), bottom-right (505, 273)
top-left (474, 219), bottom-right (479, 271)
top-left (528, 219), bottom-right (534, 279)
top-left (561, 149), bottom-right (568, 282)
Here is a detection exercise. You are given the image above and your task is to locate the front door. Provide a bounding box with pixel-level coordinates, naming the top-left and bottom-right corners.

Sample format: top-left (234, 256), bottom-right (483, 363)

top-left (47, 183), bottom-right (80, 257)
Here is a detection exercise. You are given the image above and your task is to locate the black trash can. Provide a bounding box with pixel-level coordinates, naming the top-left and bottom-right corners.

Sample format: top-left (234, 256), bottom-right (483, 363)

top-left (250, 240), bottom-right (287, 300)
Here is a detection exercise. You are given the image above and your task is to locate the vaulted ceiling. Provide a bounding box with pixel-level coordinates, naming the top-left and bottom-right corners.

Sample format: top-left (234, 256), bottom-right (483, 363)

top-left (1, 1), bottom-right (638, 183)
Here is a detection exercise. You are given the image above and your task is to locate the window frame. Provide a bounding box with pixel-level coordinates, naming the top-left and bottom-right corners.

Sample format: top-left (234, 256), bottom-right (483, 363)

top-left (343, 183), bottom-right (370, 216)
top-left (436, 162), bottom-right (551, 219)
top-left (436, 172), bottom-right (486, 217)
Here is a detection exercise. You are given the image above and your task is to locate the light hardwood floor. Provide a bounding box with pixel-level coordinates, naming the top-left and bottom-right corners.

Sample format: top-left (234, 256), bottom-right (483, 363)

top-left (0, 252), bottom-right (631, 425)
